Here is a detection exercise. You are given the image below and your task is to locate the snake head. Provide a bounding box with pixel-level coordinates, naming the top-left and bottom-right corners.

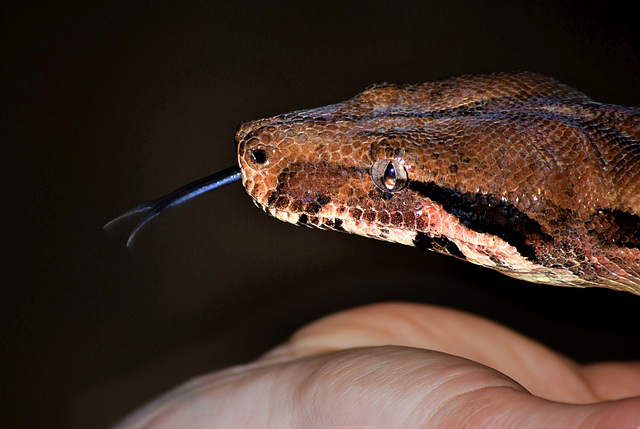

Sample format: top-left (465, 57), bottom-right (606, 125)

top-left (235, 74), bottom-right (640, 293)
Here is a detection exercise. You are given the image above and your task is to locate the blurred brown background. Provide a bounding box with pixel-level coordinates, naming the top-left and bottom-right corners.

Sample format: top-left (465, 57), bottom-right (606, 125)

top-left (3, 1), bottom-right (640, 428)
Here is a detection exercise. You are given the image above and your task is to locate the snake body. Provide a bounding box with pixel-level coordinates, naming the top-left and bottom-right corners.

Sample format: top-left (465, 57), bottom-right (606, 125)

top-left (235, 72), bottom-right (640, 294)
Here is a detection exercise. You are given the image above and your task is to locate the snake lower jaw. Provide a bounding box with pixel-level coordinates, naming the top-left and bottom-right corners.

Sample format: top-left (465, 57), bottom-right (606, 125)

top-left (263, 204), bottom-right (640, 294)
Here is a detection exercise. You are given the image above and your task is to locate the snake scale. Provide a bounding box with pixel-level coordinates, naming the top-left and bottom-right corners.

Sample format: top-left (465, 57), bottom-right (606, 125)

top-left (110, 72), bottom-right (640, 295)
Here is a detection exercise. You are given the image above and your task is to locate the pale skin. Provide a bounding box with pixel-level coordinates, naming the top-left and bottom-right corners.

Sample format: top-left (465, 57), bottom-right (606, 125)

top-left (112, 303), bottom-right (640, 428)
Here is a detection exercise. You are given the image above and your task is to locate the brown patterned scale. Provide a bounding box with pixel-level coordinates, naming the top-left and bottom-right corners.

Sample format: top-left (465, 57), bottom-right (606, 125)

top-left (109, 72), bottom-right (640, 294)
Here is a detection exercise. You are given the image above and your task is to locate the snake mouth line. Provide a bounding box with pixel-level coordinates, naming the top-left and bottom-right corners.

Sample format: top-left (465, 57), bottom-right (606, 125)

top-left (265, 205), bottom-right (345, 232)
top-left (263, 204), bottom-right (430, 247)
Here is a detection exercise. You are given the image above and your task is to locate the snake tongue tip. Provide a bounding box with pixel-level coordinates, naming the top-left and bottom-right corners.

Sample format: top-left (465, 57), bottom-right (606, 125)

top-left (125, 232), bottom-right (137, 249)
top-left (124, 211), bottom-right (163, 248)
top-left (107, 164), bottom-right (243, 247)
top-left (104, 205), bottom-right (150, 230)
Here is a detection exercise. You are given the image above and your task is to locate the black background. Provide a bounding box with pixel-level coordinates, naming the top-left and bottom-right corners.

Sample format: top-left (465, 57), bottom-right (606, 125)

top-left (3, 2), bottom-right (640, 428)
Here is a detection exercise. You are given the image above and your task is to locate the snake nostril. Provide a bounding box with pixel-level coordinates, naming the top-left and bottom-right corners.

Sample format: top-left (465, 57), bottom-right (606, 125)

top-left (250, 148), bottom-right (267, 164)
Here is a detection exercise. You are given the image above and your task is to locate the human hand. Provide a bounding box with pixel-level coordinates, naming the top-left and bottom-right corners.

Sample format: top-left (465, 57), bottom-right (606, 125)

top-left (112, 303), bottom-right (640, 428)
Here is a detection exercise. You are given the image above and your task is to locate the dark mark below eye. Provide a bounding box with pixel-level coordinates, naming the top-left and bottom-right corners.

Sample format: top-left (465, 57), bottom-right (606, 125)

top-left (316, 194), bottom-right (331, 207)
top-left (306, 201), bottom-right (321, 215)
top-left (297, 214), bottom-right (309, 226)
top-left (267, 191), bottom-right (277, 206)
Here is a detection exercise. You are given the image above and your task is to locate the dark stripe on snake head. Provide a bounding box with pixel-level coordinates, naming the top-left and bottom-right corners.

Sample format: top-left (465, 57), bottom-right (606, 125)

top-left (408, 180), bottom-right (552, 262)
top-left (329, 218), bottom-right (345, 231)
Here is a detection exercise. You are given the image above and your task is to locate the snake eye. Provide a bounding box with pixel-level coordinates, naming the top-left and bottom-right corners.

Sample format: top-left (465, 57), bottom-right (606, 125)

top-left (371, 159), bottom-right (408, 193)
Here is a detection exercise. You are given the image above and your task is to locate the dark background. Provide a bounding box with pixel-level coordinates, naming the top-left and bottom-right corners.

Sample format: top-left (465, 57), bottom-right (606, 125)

top-left (3, 1), bottom-right (640, 428)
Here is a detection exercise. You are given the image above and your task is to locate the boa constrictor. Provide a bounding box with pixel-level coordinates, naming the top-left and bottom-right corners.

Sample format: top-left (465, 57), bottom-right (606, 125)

top-left (109, 72), bottom-right (640, 294)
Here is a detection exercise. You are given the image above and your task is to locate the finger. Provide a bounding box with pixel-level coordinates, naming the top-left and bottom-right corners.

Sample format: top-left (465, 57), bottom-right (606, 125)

top-left (262, 302), bottom-right (638, 403)
top-left (581, 361), bottom-right (640, 400)
top-left (111, 346), bottom-right (640, 429)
